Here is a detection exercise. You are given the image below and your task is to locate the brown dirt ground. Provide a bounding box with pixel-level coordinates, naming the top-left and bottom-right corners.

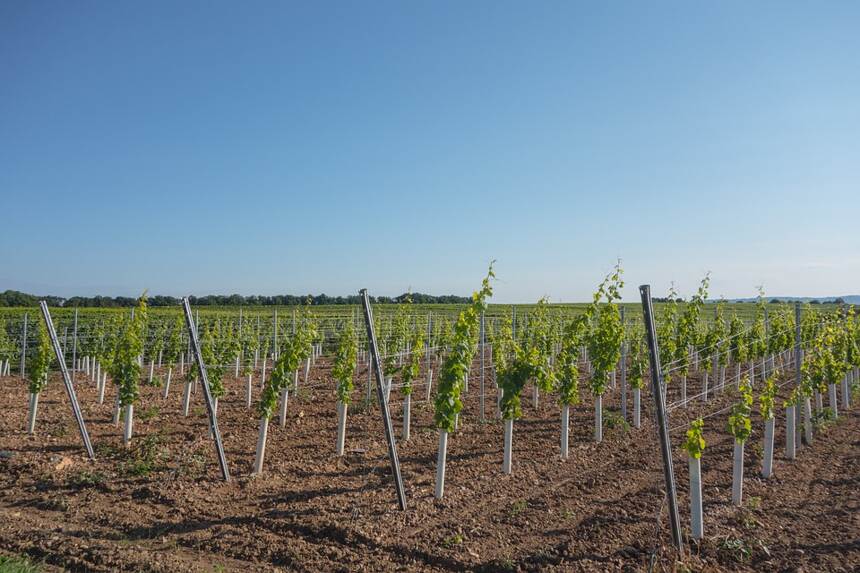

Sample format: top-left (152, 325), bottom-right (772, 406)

top-left (0, 360), bottom-right (857, 572)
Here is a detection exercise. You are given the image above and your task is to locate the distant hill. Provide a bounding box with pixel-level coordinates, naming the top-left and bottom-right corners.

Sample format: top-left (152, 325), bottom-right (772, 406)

top-left (724, 295), bottom-right (860, 304)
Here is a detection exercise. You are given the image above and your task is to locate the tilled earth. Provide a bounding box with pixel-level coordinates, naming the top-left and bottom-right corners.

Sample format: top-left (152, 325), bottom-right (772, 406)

top-left (0, 360), bottom-right (857, 572)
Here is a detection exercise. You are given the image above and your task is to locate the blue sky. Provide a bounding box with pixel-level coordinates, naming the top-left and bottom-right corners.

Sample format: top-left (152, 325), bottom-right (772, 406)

top-left (1, 2), bottom-right (858, 303)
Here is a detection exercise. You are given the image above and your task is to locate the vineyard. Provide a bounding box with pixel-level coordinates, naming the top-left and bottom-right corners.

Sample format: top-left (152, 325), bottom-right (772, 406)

top-left (0, 271), bottom-right (858, 572)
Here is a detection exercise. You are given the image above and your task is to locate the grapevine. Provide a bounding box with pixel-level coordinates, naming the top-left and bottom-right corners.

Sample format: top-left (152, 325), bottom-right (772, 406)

top-left (401, 325), bottom-right (425, 396)
top-left (675, 274), bottom-right (710, 378)
top-left (164, 314), bottom-right (184, 366)
top-left (682, 417), bottom-right (706, 459)
top-left (111, 293), bottom-right (148, 407)
top-left (28, 319), bottom-right (53, 395)
top-left (627, 328), bottom-right (647, 391)
top-left (585, 261), bottom-right (624, 396)
top-left (727, 375), bottom-right (753, 444)
top-left (554, 314), bottom-right (587, 407)
top-left (333, 321), bottom-right (358, 404)
top-left (656, 284), bottom-right (678, 378)
top-left (434, 263), bottom-right (494, 432)
top-left (258, 309), bottom-right (317, 420)
top-left (527, 297), bottom-right (556, 393)
top-left (759, 373), bottom-right (777, 420)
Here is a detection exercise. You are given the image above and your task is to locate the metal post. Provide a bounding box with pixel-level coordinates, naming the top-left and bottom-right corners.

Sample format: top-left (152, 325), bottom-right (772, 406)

top-left (794, 302), bottom-right (803, 447)
top-left (763, 305), bottom-right (770, 378)
top-left (639, 285), bottom-right (683, 553)
top-left (426, 312), bottom-right (432, 373)
top-left (182, 298), bottom-right (231, 481)
top-left (20, 313), bottom-right (28, 377)
top-left (273, 309), bottom-right (278, 358)
top-left (39, 302), bottom-right (95, 459)
top-left (71, 308), bottom-right (78, 383)
top-left (359, 289), bottom-right (407, 511)
top-left (480, 310), bottom-right (486, 421)
top-left (620, 307), bottom-right (628, 421)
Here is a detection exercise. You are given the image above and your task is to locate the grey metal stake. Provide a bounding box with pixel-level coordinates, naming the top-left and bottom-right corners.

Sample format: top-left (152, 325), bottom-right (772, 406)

top-left (182, 298), bottom-right (231, 481)
top-left (639, 285), bottom-right (683, 553)
top-left (620, 307), bottom-right (627, 421)
top-left (426, 312), bottom-right (432, 374)
top-left (70, 308), bottom-right (78, 383)
top-left (480, 310), bottom-right (486, 421)
top-left (20, 313), bottom-right (28, 377)
top-left (794, 302), bottom-right (803, 447)
top-left (359, 289), bottom-right (407, 511)
top-left (39, 302), bottom-right (95, 459)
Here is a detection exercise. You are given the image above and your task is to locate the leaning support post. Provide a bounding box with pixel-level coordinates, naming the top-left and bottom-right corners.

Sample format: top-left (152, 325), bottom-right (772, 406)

top-left (639, 285), bottom-right (683, 553)
top-left (359, 289), bottom-right (407, 511)
top-left (181, 298), bottom-right (231, 481)
top-left (38, 302), bottom-right (95, 460)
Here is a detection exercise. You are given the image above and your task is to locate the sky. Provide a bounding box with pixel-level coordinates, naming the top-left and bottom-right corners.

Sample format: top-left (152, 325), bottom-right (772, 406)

top-left (1, 2), bottom-right (858, 303)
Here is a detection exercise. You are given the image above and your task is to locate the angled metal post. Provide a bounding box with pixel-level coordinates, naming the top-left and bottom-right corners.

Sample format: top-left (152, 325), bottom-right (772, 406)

top-left (39, 302), bottom-right (95, 459)
top-left (639, 285), bottom-right (683, 552)
top-left (360, 289), bottom-right (407, 511)
top-left (182, 298), bottom-right (231, 481)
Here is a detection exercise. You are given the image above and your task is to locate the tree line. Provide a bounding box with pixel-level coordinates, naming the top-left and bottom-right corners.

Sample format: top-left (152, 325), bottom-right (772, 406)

top-left (0, 290), bottom-right (471, 308)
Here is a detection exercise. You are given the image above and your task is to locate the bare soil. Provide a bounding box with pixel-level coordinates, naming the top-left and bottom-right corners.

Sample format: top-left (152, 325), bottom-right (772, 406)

top-left (0, 360), bottom-right (857, 572)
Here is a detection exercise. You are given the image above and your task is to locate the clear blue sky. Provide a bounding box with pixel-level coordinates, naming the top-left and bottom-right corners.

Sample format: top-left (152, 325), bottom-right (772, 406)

top-left (1, 2), bottom-right (858, 303)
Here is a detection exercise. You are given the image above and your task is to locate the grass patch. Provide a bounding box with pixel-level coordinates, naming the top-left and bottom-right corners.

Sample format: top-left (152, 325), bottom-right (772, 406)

top-left (348, 399), bottom-right (373, 416)
top-left (603, 410), bottom-right (630, 433)
top-left (48, 424), bottom-right (69, 438)
top-left (68, 470), bottom-right (105, 487)
top-left (175, 450), bottom-right (208, 479)
top-left (121, 433), bottom-right (168, 477)
top-left (812, 407), bottom-right (835, 431)
top-left (0, 555), bottom-right (42, 573)
top-left (508, 499), bottom-right (528, 518)
top-left (138, 405), bottom-right (160, 421)
top-left (720, 537), bottom-right (751, 563)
